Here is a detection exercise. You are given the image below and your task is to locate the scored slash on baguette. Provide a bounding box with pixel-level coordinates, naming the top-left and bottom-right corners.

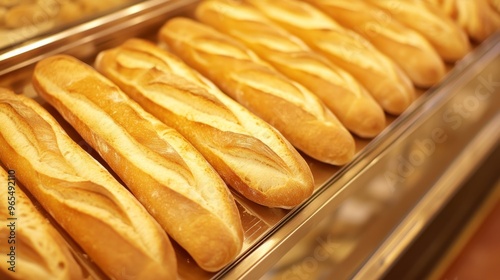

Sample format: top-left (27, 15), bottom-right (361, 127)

top-left (0, 166), bottom-right (85, 280)
top-left (0, 89), bottom-right (177, 279)
top-left (245, 0), bottom-right (415, 115)
top-left (32, 55), bottom-right (244, 273)
top-left (95, 38), bottom-right (315, 209)
top-left (194, 0), bottom-right (386, 138)
top-left (366, 0), bottom-right (471, 62)
top-left (425, 0), bottom-right (500, 42)
top-left (307, 0), bottom-right (446, 88)
top-left (158, 17), bottom-right (356, 165)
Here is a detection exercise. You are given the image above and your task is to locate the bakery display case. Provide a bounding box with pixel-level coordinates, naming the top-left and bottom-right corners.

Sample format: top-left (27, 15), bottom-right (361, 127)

top-left (0, 0), bottom-right (499, 279)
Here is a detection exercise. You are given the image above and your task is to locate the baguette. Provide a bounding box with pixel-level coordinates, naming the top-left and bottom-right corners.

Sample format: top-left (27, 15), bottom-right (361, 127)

top-left (0, 166), bottom-right (85, 280)
top-left (0, 88), bottom-right (177, 279)
top-left (159, 18), bottom-right (355, 165)
top-left (245, 0), bottom-right (415, 115)
top-left (425, 0), bottom-right (500, 42)
top-left (366, 0), bottom-right (471, 62)
top-left (32, 55), bottom-right (243, 272)
top-left (95, 38), bottom-right (315, 208)
top-left (306, 0), bottom-right (446, 88)
top-left (194, 0), bottom-right (386, 138)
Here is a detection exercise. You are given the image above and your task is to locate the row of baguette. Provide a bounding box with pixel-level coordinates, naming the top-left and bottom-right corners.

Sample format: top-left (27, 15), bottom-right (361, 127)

top-left (0, 0), bottom-right (137, 49)
top-left (1, 0), bottom-right (499, 279)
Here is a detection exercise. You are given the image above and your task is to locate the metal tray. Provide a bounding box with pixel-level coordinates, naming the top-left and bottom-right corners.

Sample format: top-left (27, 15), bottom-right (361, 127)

top-left (1, 0), bottom-right (498, 279)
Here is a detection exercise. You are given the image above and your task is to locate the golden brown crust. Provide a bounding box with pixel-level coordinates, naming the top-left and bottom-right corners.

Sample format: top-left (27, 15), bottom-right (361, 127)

top-left (246, 0), bottom-right (415, 115)
top-left (425, 0), bottom-right (500, 42)
top-left (0, 166), bottom-right (85, 280)
top-left (32, 55), bottom-right (243, 272)
top-left (0, 88), bottom-right (177, 279)
top-left (159, 18), bottom-right (355, 165)
top-left (367, 0), bottom-right (471, 62)
top-left (95, 38), bottom-right (315, 208)
top-left (307, 0), bottom-right (446, 87)
top-left (195, 0), bottom-right (386, 138)
top-left (491, 0), bottom-right (500, 14)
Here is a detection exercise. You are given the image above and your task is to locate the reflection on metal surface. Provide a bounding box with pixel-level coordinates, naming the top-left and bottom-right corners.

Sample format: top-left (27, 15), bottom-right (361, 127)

top-left (356, 115), bottom-right (500, 280)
